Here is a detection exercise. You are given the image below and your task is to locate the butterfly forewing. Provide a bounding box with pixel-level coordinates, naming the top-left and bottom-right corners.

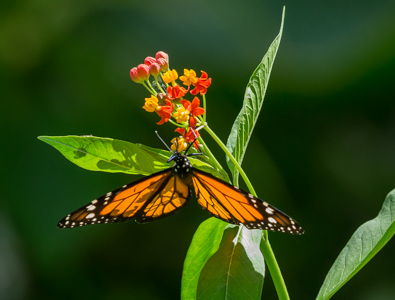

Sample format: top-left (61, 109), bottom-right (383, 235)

top-left (57, 149), bottom-right (304, 235)
top-left (191, 168), bottom-right (304, 235)
top-left (57, 169), bottom-right (173, 228)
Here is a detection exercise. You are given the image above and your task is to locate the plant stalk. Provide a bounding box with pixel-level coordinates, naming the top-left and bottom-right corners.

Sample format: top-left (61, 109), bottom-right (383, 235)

top-left (203, 124), bottom-right (256, 195)
top-left (261, 230), bottom-right (290, 300)
top-left (204, 123), bottom-right (289, 300)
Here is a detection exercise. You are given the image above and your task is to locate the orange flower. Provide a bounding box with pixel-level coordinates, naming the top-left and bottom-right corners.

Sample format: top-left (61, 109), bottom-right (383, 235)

top-left (156, 100), bottom-right (174, 125)
top-left (190, 71), bottom-right (211, 95)
top-left (180, 97), bottom-right (205, 128)
top-left (166, 85), bottom-right (188, 100)
top-left (175, 127), bottom-right (200, 148)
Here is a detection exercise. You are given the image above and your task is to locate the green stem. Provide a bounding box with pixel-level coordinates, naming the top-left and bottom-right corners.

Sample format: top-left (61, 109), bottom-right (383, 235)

top-left (203, 125), bottom-right (256, 196)
top-left (260, 231), bottom-right (290, 300)
top-left (146, 81), bottom-right (157, 95)
top-left (168, 119), bottom-right (186, 127)
top-left (204, 124), bottom-right (289, 299)
top-left (197, 137), bottom-right (229, 181)
top-left (155, 77), bottom-right (166, 94)
top-left (159, 73), bottom-right (169, 88)
top-left (143, 81), bottom-right (156, 95)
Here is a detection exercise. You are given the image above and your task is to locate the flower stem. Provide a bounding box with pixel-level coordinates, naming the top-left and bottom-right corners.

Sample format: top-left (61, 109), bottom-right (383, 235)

top-left (260, 230), bottom-right (290, 300)
top-left (146, 81), bottom-right (157, 95)
top-left (197, 137), bottom-right (229, 181)
top-left (160, 73), bottom-right (169, 88)
top-left (143, 81), bottom-right (156, 95)
top-left (203, 124), bottom-right (256, 196)
top-left (168, 119), bottom-right (185, 127)
top-left (155, 77), bottom-right (166, 94)
top-left (204, 124), bottom-right (289, 299)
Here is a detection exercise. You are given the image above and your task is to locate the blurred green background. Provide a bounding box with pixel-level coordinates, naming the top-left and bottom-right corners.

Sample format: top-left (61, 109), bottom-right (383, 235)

top-left (1, 0), bottom-right (395, 299)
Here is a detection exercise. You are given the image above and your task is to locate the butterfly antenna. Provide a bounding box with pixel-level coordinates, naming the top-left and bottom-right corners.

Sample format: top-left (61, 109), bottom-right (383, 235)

top-left (185, 128), bottom-right (202, 156)
top-left (155, 131), bottom-right (172, 152)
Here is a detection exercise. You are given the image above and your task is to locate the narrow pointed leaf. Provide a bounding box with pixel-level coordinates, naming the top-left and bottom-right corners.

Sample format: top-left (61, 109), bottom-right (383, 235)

top-left (226, 7), bottom-right (285, 186)
top-left (181, 218), bottom-right (228, 300)
top-left (196, 225), bottom-right (265, 299)
top-left (316, 189), bottom-right (395, 300)
top-left (38, 135), bottom-right (222, 177)
top-left (183, 9), bottom-right (285, 299)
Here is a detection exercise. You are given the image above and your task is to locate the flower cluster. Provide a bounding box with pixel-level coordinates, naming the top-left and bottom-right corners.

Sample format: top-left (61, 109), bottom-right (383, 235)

top-left (130, 51), bottom-right (212, 151)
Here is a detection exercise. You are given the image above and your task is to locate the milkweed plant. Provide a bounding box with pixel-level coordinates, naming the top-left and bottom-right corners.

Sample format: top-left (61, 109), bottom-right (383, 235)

top-left (39, 7), bottom-right (395, 300)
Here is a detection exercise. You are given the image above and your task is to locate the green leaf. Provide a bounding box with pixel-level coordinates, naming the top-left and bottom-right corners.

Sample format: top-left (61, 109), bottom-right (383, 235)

top-left (196, 225), bottom-right (265, 299)
top-left (38, 135), bottom-right (222, 177)
top-left (316, 189), bottom-right (395, 300)
top-left (181, 218), bottom-right (229, 300)
top-left (183, 9), bottom-right (285, 299)
top-left (226, 7), bottom-right (285, 186)
top-left (188, 145), bottom-right (229, 182)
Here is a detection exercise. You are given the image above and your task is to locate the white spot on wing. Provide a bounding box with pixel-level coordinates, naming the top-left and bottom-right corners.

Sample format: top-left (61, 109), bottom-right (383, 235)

top-left (265, 208), bottom-right (274, 214)
top-left (86, 213), bottom-right (95, 219)
top-left (86, 205), bottom-right (96, 211)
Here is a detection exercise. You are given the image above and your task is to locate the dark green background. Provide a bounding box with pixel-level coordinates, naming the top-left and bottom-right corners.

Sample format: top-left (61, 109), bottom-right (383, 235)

top-left (1, 0), bottom-right (395, 299)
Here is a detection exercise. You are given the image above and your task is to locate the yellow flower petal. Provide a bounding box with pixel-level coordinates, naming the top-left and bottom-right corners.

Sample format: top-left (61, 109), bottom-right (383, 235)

top-left (173, 106), bottom-right (190, 123)
top-left (162, 69), bottom-right (178, 84)
top-left (180, 69), bottom-right (197, 86)
top-left (171, 137), bottom-right (188, 152)
top-left (142, 95), bottom-right (159, 112)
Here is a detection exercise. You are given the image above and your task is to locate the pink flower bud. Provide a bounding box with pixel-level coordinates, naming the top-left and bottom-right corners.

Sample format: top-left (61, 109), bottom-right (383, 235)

top-left (130, 67), bottom-right (143, 83)
top-left (137, 64), bottom-right (150, 80)
top-left (149, 63), bottom-right (161, 77)
top-left (156, 58), bottom-right (169, 72)
top-left (155, 51), bottom-right (169, 62)
top-left (144, 56), bottom-right (157, 66)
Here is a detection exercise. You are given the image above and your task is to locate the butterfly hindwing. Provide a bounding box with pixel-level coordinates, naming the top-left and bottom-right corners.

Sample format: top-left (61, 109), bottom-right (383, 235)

top-left (57, 169), bottom-right (173, 228)
top-left (57, 148), bottom-right (304, 234)
top-left (191, 168), bottom-right (304, 235)
top-left (136, 174), bottom-right (191, 223)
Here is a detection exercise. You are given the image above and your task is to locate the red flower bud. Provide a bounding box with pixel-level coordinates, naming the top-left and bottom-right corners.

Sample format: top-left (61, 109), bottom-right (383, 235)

top-left (156, 58), bottom-right (169, 72)
top-left (144, 56), bottom-right (157, 66)
top-left (155, 51), bottom-right (169, 62)
top-left (149, 63), bottom-right (161, 77)
top-left (137, 64), bottom-right (150, 81)
top-left (130, 67), bottom-right (143, 83)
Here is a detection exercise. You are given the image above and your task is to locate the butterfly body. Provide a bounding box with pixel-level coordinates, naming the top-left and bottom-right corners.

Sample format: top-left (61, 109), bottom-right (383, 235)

top-left (58, 144), bottom-right (304, 235)
top-left (168, 152), bottom-right (194, 181)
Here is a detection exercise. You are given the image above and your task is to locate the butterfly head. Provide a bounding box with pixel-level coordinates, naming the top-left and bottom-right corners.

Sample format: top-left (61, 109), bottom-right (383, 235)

top-left (155, 131), bottom-right (201, 167)
top-left (167, 151), bottom-right (183, 163)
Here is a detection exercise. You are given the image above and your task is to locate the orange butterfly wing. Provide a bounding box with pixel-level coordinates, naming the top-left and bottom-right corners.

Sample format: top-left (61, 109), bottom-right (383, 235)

top-left (136, 173), bottom-right (191, 223)
top-left (191, 169), bottom-right (304, 235)
top-left (58, 169), bottom-right (190, 228)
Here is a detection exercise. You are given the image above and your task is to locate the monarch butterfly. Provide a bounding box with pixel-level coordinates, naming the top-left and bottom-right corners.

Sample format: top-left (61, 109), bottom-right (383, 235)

top-left (58, 133), bottom-right (304, 235)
